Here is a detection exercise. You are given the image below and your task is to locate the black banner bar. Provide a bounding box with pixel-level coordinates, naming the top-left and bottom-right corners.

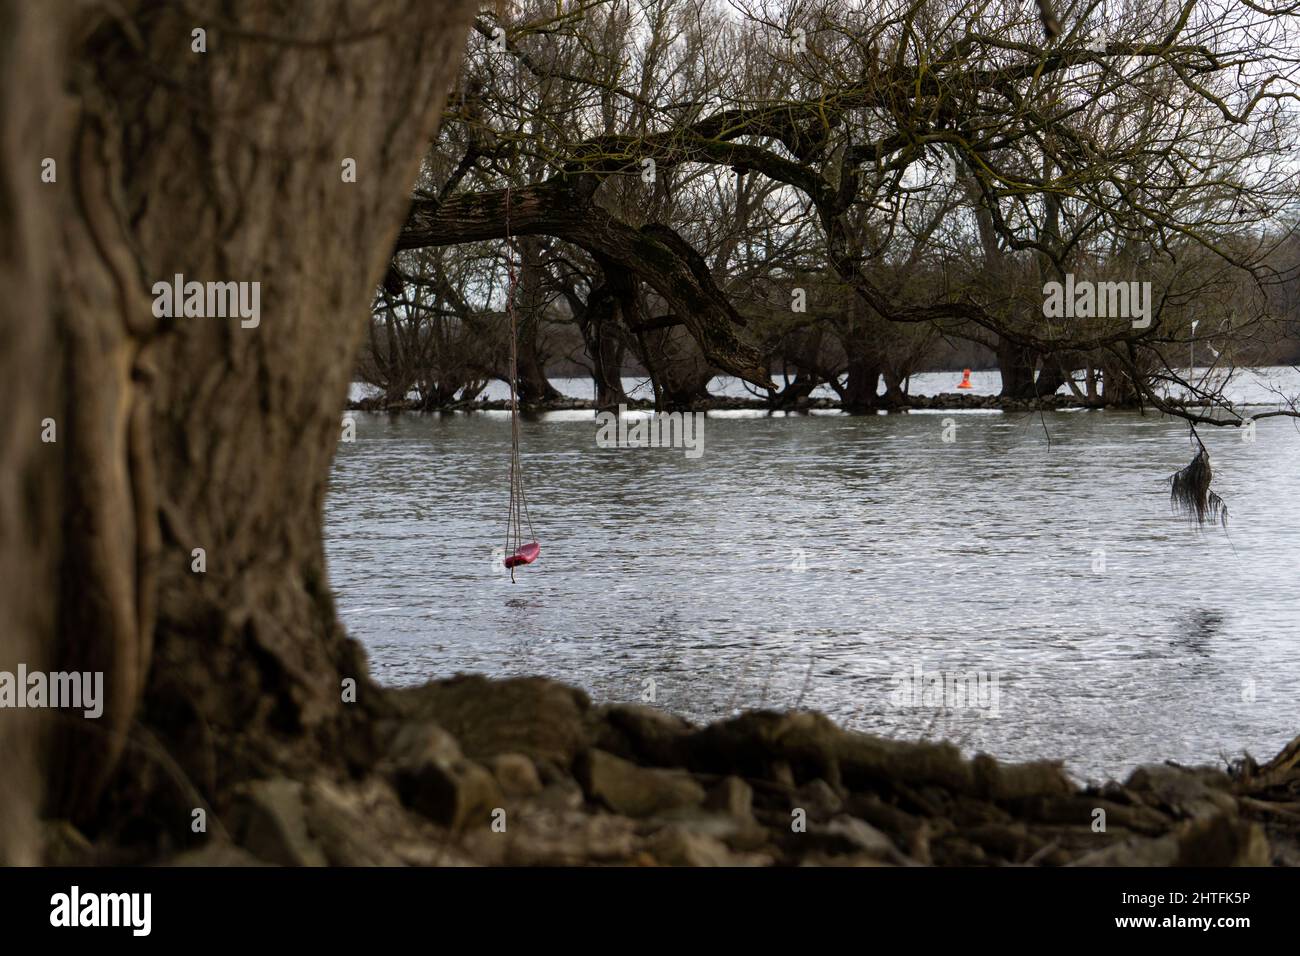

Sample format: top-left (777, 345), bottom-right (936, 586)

top-left (0, 866), bottom-right (1284, 942)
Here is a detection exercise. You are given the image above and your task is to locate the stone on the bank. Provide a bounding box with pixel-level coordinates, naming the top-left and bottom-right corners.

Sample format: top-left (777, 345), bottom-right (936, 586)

top-left (387, 720), bottom-right (462, 769)
top-left (533, 777), bottom-right (586, 812)
top-left (461, 808), bottom-right (640, 866)
top-left (649, 804), bottom-right (772, 852)
top-left (228, 779), bottom-right (328, 867)
top-left (395, 758), bottom-right (503, 831)
top-left (1014, 794), bottom-right (1171, 836)
top-left (392, 675), bottom-right (589, 768)
top-left (302, 779), bottom-right (406, 866)
top-left (578, 748), bottom-right (705, 817)
top-left (704, 775), bottom-right (754, 819)
top-left (820, 815), bottom-right (897, 859)
top-left (1124, 764), bottom-right (1237, 820)
top-left (795, 777), bottom-right (844, 817)
top-left (647, 826), bottom-right (743, 866)
top-left (1072, 813), bottom-right (1269, 866)
top-left (486, 752), bottom-right (544, 797)
top-left (1175, 813), bottom-right (1269, 865)
top-left (960, 822), bottom-right (1047, 863)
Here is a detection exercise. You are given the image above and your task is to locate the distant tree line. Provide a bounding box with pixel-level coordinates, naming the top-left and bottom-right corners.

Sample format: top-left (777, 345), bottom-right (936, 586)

top-left (369, 0), bottom-right (1300, 416)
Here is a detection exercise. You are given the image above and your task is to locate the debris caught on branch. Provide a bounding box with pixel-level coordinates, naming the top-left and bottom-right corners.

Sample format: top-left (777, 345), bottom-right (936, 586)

top-left (1168, 446), bottom-right (1228, 528)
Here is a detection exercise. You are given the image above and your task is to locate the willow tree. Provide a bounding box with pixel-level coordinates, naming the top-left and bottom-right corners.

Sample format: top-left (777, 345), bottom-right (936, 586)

top-left (402, 0), bottom-right (1300, 415)
top-left (0, 0), bottom-right (478, 863)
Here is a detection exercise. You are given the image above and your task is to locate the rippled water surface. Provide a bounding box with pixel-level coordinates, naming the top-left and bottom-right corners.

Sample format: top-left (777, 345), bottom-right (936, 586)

top-left (326, 371), bottom-right (1300, 781)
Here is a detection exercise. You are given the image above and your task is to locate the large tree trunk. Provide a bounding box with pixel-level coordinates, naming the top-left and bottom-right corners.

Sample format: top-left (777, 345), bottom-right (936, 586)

top-left (515, 237), bottom-right (562, 404)
top-left (1100, 356), bottom-right (1140, 407)
top-left (579, 259), bottom-right (633, 410)
top-left (516, 324), bottom-right (562, 404)
top-left (578, 288), bottom-right (629, 410)
top-left (880, 367), bottom-right (908, 407)
top-left (838, 300), bottom-right (881, 413)
top-left (1034, 354), bottom-right (1073, 398)
top-left (996, 338), bottom-right (1039, 399)
top-left (0, 0), bottom-right (64, 864)
top-left (841, 357), bottom-right (882, 413)
top-left (0, 0), bottom-right (477, 854)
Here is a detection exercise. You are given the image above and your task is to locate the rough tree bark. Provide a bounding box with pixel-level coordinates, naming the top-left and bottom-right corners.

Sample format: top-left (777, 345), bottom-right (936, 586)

top-left (837, 299), bottom-right (882, 413)
top-left (0, 0), bottom-right (478, 856)
top-left (841, 357), bottom-right (882, 412)
top-left (575, 286), bottom-right (629, 410)
top-left (0, 0), bottom-right (64, 864)
top-left (559, 259), bottom-right (630, 410)
top-left (996, 338), bottom-right (1040, 400)
top-left (1033, 355), bottom-right (1073, 398)
top-left (880, 368), bottom-right (908, 407)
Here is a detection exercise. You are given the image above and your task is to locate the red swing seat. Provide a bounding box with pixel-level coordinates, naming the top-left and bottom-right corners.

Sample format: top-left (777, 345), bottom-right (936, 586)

top-left (504, 541), bottom-right (540, 569)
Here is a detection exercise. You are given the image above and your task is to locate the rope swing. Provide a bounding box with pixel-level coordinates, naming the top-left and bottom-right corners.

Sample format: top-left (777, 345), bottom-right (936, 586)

top-left (502, 186), bottom-right (539, 582)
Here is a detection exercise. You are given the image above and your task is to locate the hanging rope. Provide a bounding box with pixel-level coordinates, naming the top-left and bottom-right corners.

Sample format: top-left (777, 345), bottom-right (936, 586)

top-left (503, 185), bottom-right (537, 582)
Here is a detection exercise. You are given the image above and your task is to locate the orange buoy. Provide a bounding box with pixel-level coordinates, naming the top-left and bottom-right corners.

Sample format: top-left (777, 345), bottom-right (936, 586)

top-left (956, 368), bottom-right (974, 389)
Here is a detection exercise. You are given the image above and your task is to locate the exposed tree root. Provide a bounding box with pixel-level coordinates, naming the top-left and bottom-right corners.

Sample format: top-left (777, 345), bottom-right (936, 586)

top-left (43, 675), bottom-right (1300, 867)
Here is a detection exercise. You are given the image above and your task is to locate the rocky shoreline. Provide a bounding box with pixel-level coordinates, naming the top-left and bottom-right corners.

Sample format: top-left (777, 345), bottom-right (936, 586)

top-left (52, 675), bottom-right (1300, 866)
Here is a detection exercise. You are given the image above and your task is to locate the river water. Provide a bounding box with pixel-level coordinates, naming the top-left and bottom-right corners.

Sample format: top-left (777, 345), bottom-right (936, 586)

top-left (326, 368), bottom-right (1300, 782)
